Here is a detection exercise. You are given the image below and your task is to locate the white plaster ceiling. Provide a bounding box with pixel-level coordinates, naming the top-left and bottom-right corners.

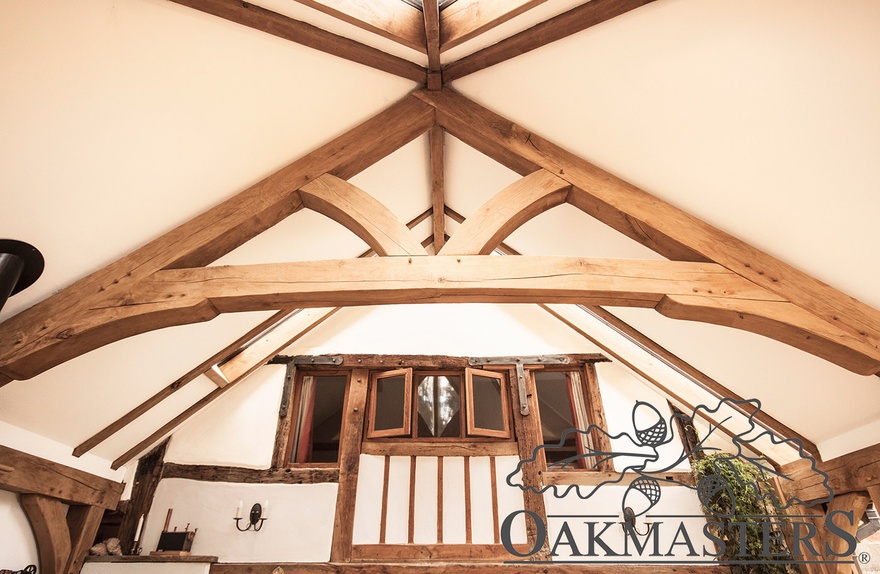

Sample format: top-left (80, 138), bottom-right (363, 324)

top-left (1, 0), bottom-right (878, 467)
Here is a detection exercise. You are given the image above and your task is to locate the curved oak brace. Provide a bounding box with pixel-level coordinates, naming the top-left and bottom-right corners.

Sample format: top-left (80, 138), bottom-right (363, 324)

top-left (20, 495), bottom-right (71, 574)
top-left (300, 174), bottom-right (428, 256)
top-left (439, 169), bottom-right (571, 255)
top-left (3, 256), bottom-right (872, 374)
top-left (658, 295), bottom-right (880, 375)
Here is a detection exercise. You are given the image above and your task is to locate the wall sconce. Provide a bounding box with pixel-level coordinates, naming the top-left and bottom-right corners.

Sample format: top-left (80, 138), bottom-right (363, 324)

top-left (621, 506), bottom-right (651, 536)
top-left (234, 500), bottom-right (268, 531)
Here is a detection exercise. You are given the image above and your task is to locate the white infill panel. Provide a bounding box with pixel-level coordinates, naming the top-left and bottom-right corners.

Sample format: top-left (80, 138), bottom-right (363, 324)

top-left (469, 456), bottom-right (495, 544)
top-left (495, 455), bottom-right (527, 544)
top-left (385, 456), bottom-right (411, 543)
top-left (442, 456), bottom-right (466, 543)
top-left (413, 456), bottom-right (438, 544)
top-left (353, 454), bottom-right (385, 544)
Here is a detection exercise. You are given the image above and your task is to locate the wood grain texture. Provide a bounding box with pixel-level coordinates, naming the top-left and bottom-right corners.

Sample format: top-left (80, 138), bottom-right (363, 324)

top-left (300, 174), bottom-right (428, 256)
top-left (439, 169), bottom-right (571, 255)
top-left (362, 441), bottom-right (517, 457)
top-left (781, 441), bottom-right (880, 501)
top-left (162, 463), bottom-right (339, 484)
top-left (443, 0), bottom-right (656, 81)
top-left (290, 0), bottom-right (426, 52)
top-left (0, 444), bottom-right (123, 509)
top-left (352, 543), bottom-right (533, 561)
top-left (512, 368), bottom-right (549, 559)
top-left (582, 362), bottom-right (614, 472)
top-left (542, 470), bottom-right (695, 487)
top-left (117, 439), bottom-right (167, 553)
top-left (171, 0), bottom-right (426, 81)
top-left (0, 94), bottom-right (434, 382)
top-left (330, 368), bottom-right (369, 561)
top-left (824, 492), bottom-right (871, 574)
top-left (429, 128), bottom-right (446, 251)
top-left (440, 0), bottom-right (548, 52)
top-left (65, 504), bottom-right (104, 574)
top-left (20, 494), bottom-right (71, 574)
top-left (417, 87), bottom-right (880, 375)
top-left (422, 0), bottom-right (441, 77)
top-left (39, 254), bottom-right (867, 375)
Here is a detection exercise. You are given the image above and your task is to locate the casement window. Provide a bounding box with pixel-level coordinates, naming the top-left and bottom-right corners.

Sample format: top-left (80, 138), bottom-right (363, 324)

top-left (534, 369), bottom-right (595, 469)
top-left (366, 367), bottom-right (512, 440)
top-left (286, 372), bottom-right (348, 464)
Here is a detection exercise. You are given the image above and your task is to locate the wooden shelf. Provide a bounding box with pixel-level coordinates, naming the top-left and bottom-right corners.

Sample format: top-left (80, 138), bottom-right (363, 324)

top-left (85, 555), bottom-right (217, 563)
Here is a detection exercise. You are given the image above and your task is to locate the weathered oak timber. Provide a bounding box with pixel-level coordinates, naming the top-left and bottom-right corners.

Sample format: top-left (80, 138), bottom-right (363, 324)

top-left (429, 128), bottom-right (446, 250)
top-left (0, 94), bottom-right (434, 382)
top-left (439, 0), bottom-right (548, 52)
top-left (162, 463), bottom-right (339, 484)
top-left (118, 440), bottom-right (167, 554)
top-left (300, 175), bottom-right (428, 256)
top-left (422, 0), bottom-right (441, 88)
top-left (289, 0), bottom-right (426, 52)
top-left (416, 88), bottom-right (880, 375)
top-left (170, 0), bottom-right (426, 82)
top-left (582, 362), bottom-right (614, 472)
top-left (781, 441), bottom-right (880, 501)
top-left (825, 492), bottom-right (871, 574)
top-left (65, 504), bottom-right (104, 574)
top-left (541, 470), bottom-right (695, 487)
top-left (0, 445), bottom-right (122, 509)
top-left (439, 169), bottom-right (571, 255)
top-left (210, 564), bottom-right (727, 573)
top-left (352, 544), bottom-right (532, 561)
top-left (15, 255), bottom-right (868, 376)
top-left (361, 441), bottom-right (518, 457)
top-left (330, 368), bottom-right (369, 561)
top-left (20, 495), bottom-right (71, 574)
top-left (443, 0), bottom-right (657, 81)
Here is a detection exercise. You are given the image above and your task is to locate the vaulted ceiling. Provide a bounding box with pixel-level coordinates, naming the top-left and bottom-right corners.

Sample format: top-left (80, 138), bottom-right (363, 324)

top-left (1, 0), bottom-right (878, 475)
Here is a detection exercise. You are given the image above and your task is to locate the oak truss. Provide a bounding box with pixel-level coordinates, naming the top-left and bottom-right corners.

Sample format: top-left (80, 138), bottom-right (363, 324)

top-left (1, 90), bottom-right (879, 390)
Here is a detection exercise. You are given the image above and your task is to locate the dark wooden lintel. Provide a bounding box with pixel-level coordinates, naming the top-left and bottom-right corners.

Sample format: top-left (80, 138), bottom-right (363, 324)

top-left (162, 463), bottom-right (339, 484)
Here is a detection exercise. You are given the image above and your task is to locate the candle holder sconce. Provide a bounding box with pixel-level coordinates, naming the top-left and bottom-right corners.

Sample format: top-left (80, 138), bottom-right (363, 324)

top-left (234, 502), bottom-right (267, 532)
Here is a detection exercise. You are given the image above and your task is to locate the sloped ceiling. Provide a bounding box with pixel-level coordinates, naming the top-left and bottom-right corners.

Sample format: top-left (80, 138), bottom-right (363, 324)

top-left (0, 0), bottom-right (878, 467)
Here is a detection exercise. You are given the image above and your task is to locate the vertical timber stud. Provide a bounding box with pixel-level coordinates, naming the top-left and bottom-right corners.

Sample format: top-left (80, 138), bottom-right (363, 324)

top-left (272, 363), bottom-right (297, 468)
top-left (429, 127), bottom-right (446, 252)
top-left (582, 362), bottom-right (614, 472)
top-left (20, 494), bottom-right (71, 574)
top-left (119, 439), bottom-right (168, 555)
top-left (65, 504), bottom-right (104, 574)
top-left (330, 368), bottom-right (369, 562)
top-left (511, 367), bottom-right (550, 560)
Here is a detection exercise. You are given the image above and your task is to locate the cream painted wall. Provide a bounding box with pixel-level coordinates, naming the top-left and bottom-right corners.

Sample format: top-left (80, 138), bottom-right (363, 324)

top-left (143, 478), bottom-right (337, 562)
top-left (0, 490), bottom-right (39, 569)
top-left (165, 365), bottom-right (286, 468)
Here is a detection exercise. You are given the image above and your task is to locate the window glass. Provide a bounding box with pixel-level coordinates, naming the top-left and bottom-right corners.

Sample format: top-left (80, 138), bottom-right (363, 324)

top-left (290, 374), bottom-right (347, 464)
top-left (535, 370), bottom-right (592, 469)
top-left (374, 374), bottom-right (408, 432)
top-left (466, 369), bottom-right (509, 438)
top-left (416, 375), bottom-right (461, 438)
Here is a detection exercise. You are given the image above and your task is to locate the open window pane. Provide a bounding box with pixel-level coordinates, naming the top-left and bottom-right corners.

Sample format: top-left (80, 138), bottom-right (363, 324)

top-left (289, 374), bottom-right (348, 464)
top-left (368, 369), bottom-right (412, 438)
top-left (465, 368), bottom-right (510, 438)
top-left (416, 375), bottom-right (462, 438)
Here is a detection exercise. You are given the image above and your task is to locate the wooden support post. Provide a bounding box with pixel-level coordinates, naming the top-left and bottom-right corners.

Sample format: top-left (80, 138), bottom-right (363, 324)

top-left (825, 492), bottom-right (871, 574)
top-left (20, 494), bottom-right (71, 574)
top-left (429, 127), bottom-right (446, 251)
top-left (118, 440), bottom-right (167, 555)
top-left (330, 368), bottom-right (369, 562)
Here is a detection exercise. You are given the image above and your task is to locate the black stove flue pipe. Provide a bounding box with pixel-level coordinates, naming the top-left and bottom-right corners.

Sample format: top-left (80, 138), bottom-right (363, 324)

top-left (0, 240), bottom-right (44, 314)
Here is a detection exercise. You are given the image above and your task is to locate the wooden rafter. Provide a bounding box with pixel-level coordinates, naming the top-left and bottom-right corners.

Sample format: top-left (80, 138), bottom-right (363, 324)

top-left (422, 0), bottom-right (442, 89)
top-left (0, 94), bottom-right (434, 383)
top-left (290, 0), bottom-right (426, 53)
top-left (443, 0), bottom-right (657, 82)
top-left (429, 128), bottom-right (446, 250)
top-left (169, 0), bottom-right (426, 82)
top-left (416, 87), bottom-right (880, 375)
top-left (439, 0), bottom-right (548, 52)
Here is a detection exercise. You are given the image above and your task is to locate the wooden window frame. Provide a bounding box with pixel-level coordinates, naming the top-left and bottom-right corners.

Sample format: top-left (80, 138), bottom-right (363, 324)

top-left (280, 369), bottom-right (350, 468)
top-left (366, 368), bottom-right (413, 439)
top-left (465, 367), bottom-right (512, 439)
